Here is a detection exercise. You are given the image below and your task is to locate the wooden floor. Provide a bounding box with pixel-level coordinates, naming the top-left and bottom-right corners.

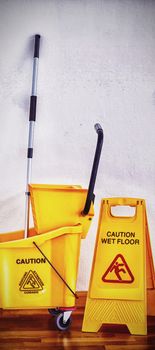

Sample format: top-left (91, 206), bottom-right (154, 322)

top-left (0, 307), bottom-right (155, 350)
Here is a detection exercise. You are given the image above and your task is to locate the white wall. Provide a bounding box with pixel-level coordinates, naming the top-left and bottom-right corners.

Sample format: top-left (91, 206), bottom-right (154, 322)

top-left (0, 0), bottom-right (155, 290)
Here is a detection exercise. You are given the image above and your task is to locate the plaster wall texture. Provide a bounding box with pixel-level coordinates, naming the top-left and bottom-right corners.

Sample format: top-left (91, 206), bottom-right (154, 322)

top-left (0, 0), bottom-right (155, 290)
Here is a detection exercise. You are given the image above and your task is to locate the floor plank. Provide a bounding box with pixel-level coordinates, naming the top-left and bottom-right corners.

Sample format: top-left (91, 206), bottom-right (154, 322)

top-left (0, 307), bottom-right (155, 349)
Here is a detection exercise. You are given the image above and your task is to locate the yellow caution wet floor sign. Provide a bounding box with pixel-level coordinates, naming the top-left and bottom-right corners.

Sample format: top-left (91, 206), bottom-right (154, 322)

top-left (82, 198), bottom-right (153, 335)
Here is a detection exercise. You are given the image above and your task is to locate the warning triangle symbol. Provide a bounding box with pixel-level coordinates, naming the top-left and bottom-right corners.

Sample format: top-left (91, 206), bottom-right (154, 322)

top-left (19, 270), bottom-right (44, 291)
top-left (102, 254), bottom-right (134, 284)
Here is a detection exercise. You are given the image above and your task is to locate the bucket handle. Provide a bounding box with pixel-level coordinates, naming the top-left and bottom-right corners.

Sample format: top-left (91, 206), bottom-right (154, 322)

top-left (82, 123), bottom-right (104, 216)
top-left (33, 241), bottom-right (78, 299)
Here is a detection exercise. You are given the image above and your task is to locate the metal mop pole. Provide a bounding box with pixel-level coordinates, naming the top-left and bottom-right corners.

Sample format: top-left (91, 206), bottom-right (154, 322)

top-left (24, 34), bottom-right (41, 239)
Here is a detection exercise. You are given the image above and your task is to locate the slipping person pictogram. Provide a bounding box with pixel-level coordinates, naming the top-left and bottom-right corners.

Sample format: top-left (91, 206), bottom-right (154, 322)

top-left (19, 270), bottom-right (44, 293)
top-left (110, 261), bottom-right (126, 281)
top-left (102, 254), bottom-right (134, 283)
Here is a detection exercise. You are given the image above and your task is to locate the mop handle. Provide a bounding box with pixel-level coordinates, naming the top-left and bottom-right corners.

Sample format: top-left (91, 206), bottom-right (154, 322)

top-left (24, 35), bottom-right (41, 239)
top-left (82, 123), bottom-right (104, 216)
top-left (27, 34), bottom-right (40, 158)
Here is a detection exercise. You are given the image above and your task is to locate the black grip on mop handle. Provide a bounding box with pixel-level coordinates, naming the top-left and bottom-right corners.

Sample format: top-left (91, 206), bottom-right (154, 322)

top-left (29, 96), bottom-right (37, 121)
top-left (82, 123), bottom-right (103, 216)
top-left (34, 34), bottom-right (41, 58)
top-left (94, 123), bottom-right (103, 134)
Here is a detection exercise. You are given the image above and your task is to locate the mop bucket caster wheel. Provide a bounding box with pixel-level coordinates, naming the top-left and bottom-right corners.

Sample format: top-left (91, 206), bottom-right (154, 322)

top-left (55, 312), bottom-right (71, 331)
top-left (48, 308), bottom-right (61, 316)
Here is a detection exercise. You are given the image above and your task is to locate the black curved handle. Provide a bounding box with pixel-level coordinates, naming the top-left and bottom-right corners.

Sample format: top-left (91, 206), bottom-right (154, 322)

top-left (82, 123), bottom-right (104, 216)
top-left (34, 34), bottom-right (41, 58)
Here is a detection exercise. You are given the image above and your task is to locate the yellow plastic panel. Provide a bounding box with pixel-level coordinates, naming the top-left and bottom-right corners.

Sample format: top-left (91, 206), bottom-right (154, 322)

top-left (82, 198), bottom-right (148, 335)
top-left (29, 184), bottom-right (94, 238)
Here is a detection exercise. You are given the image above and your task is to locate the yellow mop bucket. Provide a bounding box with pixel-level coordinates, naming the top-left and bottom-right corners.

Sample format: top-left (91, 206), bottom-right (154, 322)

top-left (0, 224), bottom-right (82, 310)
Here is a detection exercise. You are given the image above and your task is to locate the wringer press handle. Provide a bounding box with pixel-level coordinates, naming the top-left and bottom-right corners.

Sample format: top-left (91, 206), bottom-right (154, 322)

top-left (82, 123), bottom-right (104, 216)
